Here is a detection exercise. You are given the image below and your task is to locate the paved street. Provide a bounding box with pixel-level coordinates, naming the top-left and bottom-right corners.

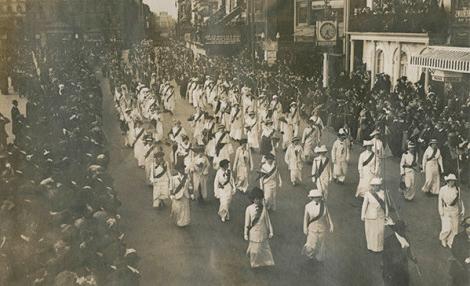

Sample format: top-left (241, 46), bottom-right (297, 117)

top-left (99, 73), bottom-right (469, 286)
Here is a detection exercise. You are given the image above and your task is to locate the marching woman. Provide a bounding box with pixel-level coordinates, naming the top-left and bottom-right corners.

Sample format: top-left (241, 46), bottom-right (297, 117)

top-left (169, 166), bottom-right (194, 227)
top-left (233, 137), bottom-right (253, 193)
top-left (356, 140), bottom-right (379, 198)
top-left (438, 174), bottom-right (465, 248)
top-left (229, 102), bottom-right (244, 141)
top-left (259, 153), bottom-right (282, 211)
top-left (244, 187), bottom-right (275, 268)
top-left (421, 139), bottom-right (444, 195)
top-left (244, 111), bottom-right (260, 151)
top-left (302, 189), bottom-right (334, 262)
top-left (302, 119), bottom-right (320, 163)
top-left (186, 145), bottom-right (210, 201)
top-left (150, 151), bottom-right (170, 208)
top-left (214, 159), bottom-right (236, 222)
top-left (361, 178), bottom-right (389, 253)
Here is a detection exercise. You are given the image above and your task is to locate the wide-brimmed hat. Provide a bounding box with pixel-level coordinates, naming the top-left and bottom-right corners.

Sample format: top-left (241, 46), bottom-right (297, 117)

top-left (407, 142), bottom-right (416, 149)
top-left (308, 189), bottom-right (322, 198)
top-left (444, 174), bottom-right (457, 181)
top-left (461, 216), bottom-right (470, 228)
top-left (218, 124), bottom-right (225, 130)
top-left (370, 178), bottom-right (383, 185)
top-left (291, 136), bottom-right (301, 143)
top-left (219, 159), bottom-right (230, 168)
top-left (314, 145), bottom-right (328, 153)
top-left (429, 139), bottom-right (438, 145)
top-left (370, 129), bottom-right (381, 137)
top-left (338, 128), bottom-right (346, 136)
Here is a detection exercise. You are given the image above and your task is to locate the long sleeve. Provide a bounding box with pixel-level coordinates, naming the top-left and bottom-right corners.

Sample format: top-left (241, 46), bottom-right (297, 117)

top-left (265, 208), bottom-right (274, 236)
top-left (249, 149), bottom-right (253, 170)
top-left (438, 152), bottom-right (444, 173)
top-left (302, 128), bottom-right (307, 144)
top-left (438, 190), bottom-right (443, 216)
top-left (244, 207), bottom-right (251, 238)
top-left (358, 153), bottom-right (363, 177)
top-left (331, 142), bottom-right (337, 164)
top-left (361, 195), bottom-right (369, 220)
top-left (422, 150), bottom-right (428, 171)
top-left (303, 206), bottom-right (309, 235)
top-left (233, 149), bottom-right (240, 171)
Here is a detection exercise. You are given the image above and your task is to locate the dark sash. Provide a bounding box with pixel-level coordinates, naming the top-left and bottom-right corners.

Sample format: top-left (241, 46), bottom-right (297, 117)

top-left (218, 171), bottom-right (231, 188)
top-left (215, 101), bottom-right (221, 114)
top-left (215, 132), bottom-right (227, 156)
top-left (171, 127), bottom-right (182, 139)
top-left (132, 128), bottom-right (145, 147)
top-left (231, 108), bottom-right (240, 123)
top-left (247, 204), bottom-right (263, 232)
top-left (308, 201), bottom-right (325, 227)
top-left (260, 165), bottom-right (277, 181)
top-left (172, 174), bottom-right (187, 195)
top-left (362, 152), bottom-right (375, 167)
top-left (166, 88), bottom-right (174, 101)
top-left (402, 153), bottom-right (417, 169)
top-left (446, 188), bottom-right (460, 207)
top-left (313, 158), bottom-right (330, 179)
top-left (194, 112), bottom-right (204, 123)
top-left (144, 144), bottom-right (157, 159)
top-left (371, 192), bottom-right (386, 213)
top-left (153, 163), bottom-right (167, 179)
top-left (426, 148), bottom-right (438, 161)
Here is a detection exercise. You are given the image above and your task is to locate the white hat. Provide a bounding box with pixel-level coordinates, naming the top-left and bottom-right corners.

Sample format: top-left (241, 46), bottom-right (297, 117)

top-left (370, 129), bottom-right (380, 137)
top-left (308, 189), bottom-right (323, 198)
top-left (338, 128), bottom-right (346, 135)
top-left (370, 178), bottom-right (383, 185)
top-left (363, 140), bottom-right (373, 147)
top-left (445, 174), bottom-right (457, 181)
top-left (314, 145), bottom-right (328, 153)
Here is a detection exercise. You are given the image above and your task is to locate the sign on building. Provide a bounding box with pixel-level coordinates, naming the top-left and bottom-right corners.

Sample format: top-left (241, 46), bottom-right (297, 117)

top-left (204, 33), bottom-right (241, 45)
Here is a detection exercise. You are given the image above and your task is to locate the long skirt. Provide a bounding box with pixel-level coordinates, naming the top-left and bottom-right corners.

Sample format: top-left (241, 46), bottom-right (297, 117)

top-left (402, 172), bottom-right (416, 200)
top-left (302, 231), bottom-right (326, 261)
top-left (247, 129), bottom-right (260, 149)
top-left (333, 161), bottom-right (348, 183)
top-left (193, 174), bottom-right (208, 200)
top-left (235, 165), bottom-right (249, 193)
top-left (439, 210), bottom-right (459, 246)
top-left (262, 181), bottom-right (277, 211)
top-left (356, 175), bottom-right (373, 197)
top-left (171, 197), bottom-right (190, 227)
top-left (246, 240), bottom-right (275, 268)
top-left (364, 217), bottom-right (385, 252)
top-left (153, 179), bottom-right (169, 207)
top-left (422, 162), bottom-right (440, 194)
top-left (303, 141), bottom-right (315, 162)
top-left (218, 192), bottom-right (232, 220)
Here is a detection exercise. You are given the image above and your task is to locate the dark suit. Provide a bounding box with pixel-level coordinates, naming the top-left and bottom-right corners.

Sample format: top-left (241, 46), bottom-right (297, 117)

top-left (450, 232), bottom-right (470, 286)
top-left (10, 105), bottom-right (20, 135)
top-left (382, 234), bottom-right (410, 286)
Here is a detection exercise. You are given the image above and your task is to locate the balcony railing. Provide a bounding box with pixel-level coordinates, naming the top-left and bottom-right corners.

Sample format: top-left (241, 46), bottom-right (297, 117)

top-left (350, 5), bottom-right (449, 34)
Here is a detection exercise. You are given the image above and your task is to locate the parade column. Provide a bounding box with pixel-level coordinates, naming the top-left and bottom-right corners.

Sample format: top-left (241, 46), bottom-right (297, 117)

top-left (323, 52), bottom-right (329, 88)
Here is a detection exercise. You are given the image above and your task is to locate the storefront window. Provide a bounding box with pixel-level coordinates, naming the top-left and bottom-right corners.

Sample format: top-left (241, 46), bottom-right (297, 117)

top-left (376, 50), bottom-right (384, 74)
top-left (296, 3), bottom-right (308, 25)
top-left (400, 52), bottom-right (407, 77)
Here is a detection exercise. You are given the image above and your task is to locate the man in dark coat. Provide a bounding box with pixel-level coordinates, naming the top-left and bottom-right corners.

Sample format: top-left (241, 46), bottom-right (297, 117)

top-left (10, 100), bottom-right (21, 137)
top-left (449, 217), bottom-right (470, 286)
top-left (382, 220), bottom-right (417, 286)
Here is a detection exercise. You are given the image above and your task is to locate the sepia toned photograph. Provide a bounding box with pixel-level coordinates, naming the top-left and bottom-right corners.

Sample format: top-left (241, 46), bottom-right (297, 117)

top-left (0, 0), bottom-right (469, 285)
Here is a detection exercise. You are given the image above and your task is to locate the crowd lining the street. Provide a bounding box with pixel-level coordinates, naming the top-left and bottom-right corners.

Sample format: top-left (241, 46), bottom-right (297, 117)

top-left (107, 39), bottom-right (469, 286)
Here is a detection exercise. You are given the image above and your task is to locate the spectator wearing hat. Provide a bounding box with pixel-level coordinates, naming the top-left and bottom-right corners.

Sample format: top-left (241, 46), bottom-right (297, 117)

top-left (422, 139), bottom-right (444, 195)
top-left (150, 151), bottom-right (170, 208)
top-left (11, 99), bottom-right (22, 140)
top-left (302, 189), bottom-right (334, 262)
top-left (169, 166), bottom-right (193, 227)
top-left (233, 137), bottom-right (253, 193)
top-left (356, 140), bottom-right (379, 198)
top-left (361, 178), bottom-right (388, 252)
top-left (259, 153), bottom-right (282, 211)
top-left (438, 174), bottom-right (465, 248)
top-left (302, 119), bottom-right (321, 163)
top-left (244, 187), bottom-right (275, 268)
top-left (400, 142), bottom-right (419, 201)
top-left (214, 159), bottom-right (236, 222)
top-left (331, 129), bottom-right (350, 184)
top-left (382, 220), bottom-right (417, 286)
top-left (285, 136), bottom-right (303, 186)
top-left (449, 216), bottom-right (470, 286)
top-left (312, 145), bottom-right (332, 198)
top-left (244, 110), bottom-right (260, 150)
top-left (185, 145), bottom-right (210, 201)
top-left (229, 102), bottom-right (243, 141)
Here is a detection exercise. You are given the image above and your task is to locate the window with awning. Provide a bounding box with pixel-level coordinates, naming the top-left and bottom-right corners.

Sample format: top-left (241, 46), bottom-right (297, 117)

top-left (410, 46), bottom-right (470, 74)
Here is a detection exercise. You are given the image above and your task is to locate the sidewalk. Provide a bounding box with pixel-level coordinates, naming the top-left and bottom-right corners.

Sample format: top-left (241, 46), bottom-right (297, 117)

top-left (0, 93), bottom-right (27, 144)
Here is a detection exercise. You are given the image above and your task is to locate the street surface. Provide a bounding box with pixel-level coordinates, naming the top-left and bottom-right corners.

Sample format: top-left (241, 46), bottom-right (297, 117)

top-left (99, 73), bottom-right (469, 286)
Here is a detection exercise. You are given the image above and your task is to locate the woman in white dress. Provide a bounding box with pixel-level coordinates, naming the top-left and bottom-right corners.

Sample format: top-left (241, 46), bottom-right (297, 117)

top-left (233, 138), bottom-right (253, 193)
top-left (214, 159), bottom-right (236, 222)
top-left (361, 178), bottom-right (388, 252)
top-left (150, 152), bottom-right (170, 208)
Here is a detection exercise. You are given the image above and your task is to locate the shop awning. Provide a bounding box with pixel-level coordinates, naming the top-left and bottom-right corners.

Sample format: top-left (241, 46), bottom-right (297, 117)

top-left (410, 46), bottom-right (470, 74)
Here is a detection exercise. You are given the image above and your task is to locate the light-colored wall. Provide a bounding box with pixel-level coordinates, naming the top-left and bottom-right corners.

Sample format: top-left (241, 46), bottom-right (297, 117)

top-left (362, 40), bottom-right (427, 83)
